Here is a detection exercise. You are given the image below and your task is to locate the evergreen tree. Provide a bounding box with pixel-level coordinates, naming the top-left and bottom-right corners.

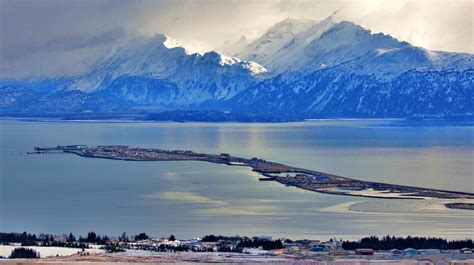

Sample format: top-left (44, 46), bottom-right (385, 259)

top-left (68, 233), bottom-right (76, 242)
top-left (119, 232), bottom-right (129, 242)
top-left (9, 248), bottom-right (40, 259)
top-left (134, 233), bottom-right (149, 241)
top-left (86, 232), bottom-right (97, 243)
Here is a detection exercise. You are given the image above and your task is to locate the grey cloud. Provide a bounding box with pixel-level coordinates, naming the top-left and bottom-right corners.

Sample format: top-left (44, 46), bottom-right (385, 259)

top-left (1, 28), bottom-right (128, 60)
top-left (0, 0), bottom-right (472, 78)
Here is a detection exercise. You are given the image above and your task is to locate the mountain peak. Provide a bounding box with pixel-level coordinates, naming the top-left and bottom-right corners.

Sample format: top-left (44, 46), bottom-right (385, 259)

top-left (332, 20), bottom-right (368, 33)
top-left (238, 35), bottom-right (248, 42)
top-left (151, 33), bottom-right (182, 49)
top-left (278, 17), bottom-right (298, 24)
top-left (325, 9), bottom-right (340, 21)
top-left (216, 35), bottom-right (251, 56)
top-left (272, 17), bottom-right (315, 29)
top-left (233, 17), bottom-right (317, 63)
top-left (202, 51), bottom-right (267, 75)
top-left (314, 20), bottom-right (372, 45)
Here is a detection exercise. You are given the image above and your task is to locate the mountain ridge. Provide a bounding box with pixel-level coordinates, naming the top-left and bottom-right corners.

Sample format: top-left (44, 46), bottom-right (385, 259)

top-left (1, 17), bottom-right (472, 120)
top-left (229, 17), bottom-right (473, 76)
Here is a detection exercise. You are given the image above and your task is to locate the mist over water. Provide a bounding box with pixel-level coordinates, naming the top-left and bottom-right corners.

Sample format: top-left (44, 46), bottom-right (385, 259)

top-left (1, 119), bottom-right (473, 240)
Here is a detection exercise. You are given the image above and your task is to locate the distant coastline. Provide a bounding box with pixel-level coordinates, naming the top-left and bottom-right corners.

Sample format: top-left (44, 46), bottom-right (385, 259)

top-left (2, 113), bottom-right (474, 124)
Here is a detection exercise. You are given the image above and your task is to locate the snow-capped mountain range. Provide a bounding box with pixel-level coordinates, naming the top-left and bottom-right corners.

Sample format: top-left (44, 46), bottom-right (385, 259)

top-left (59, 33), bottom-right (267, 107)
top-left (232, 14), bottom-right (472, 77)
top-left (1, 15), bottom-right (473, 119)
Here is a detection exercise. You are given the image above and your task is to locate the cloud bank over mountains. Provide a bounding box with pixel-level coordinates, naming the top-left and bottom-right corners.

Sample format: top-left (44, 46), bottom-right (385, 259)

top-left (1, 0), bottom-right (472, 77)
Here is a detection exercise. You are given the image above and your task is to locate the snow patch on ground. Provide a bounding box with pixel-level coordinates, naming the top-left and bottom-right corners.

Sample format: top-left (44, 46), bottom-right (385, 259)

top-left (0, 245), bottom-right (105, 258)
top-left (376, 48), bottom-right (399, 56)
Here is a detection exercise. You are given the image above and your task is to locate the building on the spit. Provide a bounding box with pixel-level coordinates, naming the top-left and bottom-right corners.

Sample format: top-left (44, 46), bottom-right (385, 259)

top-left (355, 249), bottom-right (374, 255)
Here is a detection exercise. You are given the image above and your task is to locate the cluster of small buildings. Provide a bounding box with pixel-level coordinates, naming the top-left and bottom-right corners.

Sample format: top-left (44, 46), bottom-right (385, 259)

top-left (269, 172), bottom-right (331, 185)
top-left (2, 231), bottom-right (473, 261)
top-left (44, 145), bottom-right (255, 166)
top-left (113, 237), bottom-right (214, 251)
top-left (66, 145), bottom-right (206, 161)
top-left (104, 236), bottom-right (474, 258)
top-left (109, 236), bottom-right (277, 253)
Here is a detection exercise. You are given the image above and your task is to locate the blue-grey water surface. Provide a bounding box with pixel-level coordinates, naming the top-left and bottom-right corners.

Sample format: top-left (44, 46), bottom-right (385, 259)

top-left (1, 119), bottom-right (473, 240)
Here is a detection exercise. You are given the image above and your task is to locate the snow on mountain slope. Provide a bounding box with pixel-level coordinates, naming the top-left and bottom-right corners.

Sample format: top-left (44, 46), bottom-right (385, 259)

top-left (61, 33), bottom-right (267, 106)
top-left (2, 18), bottom-right (472, 118)
top-left (289, 21), bottom-right (427, 76)
top-left (235, 16), bottom-right (474, 77)
top-left (229, 68), bottom-right (473, 118)
top-left (217, 35), bottom-right (251, 56)
top-left (263, 15), bottom-right (336, 73)
top-left (234, 18), bottom-right (317, 65)
top-left (289, 21), bottom-right (473, 77)
top-left (223, 17), bottom-right (473, 118)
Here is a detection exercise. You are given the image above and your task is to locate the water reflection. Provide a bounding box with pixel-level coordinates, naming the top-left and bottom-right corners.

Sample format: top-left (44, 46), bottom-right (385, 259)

top-left (0, 119), bottom-right (473, 239)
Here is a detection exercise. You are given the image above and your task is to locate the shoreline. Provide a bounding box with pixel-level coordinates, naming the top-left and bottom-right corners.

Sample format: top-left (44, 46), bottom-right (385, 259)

top-left (3, 116), bottom-right (474, 124)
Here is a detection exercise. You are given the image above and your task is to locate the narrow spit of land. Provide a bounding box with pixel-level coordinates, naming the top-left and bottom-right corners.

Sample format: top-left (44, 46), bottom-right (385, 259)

top-left (30, 145), bottom-right (474, 209)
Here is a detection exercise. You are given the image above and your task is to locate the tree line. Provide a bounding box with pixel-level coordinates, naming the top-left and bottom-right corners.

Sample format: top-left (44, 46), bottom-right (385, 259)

top-left (0, 231), bottom-right (149, 246)
top-left (8, 248), bottom-right (40, 259)
top-left (3, 232), bottom-right (472, 252)
top-left (342, 236), bottom-right (474, 250)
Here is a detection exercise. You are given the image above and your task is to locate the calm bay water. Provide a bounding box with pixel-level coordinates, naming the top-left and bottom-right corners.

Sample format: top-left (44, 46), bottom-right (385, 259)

top-left (1, 119), bottom-right (473, 240)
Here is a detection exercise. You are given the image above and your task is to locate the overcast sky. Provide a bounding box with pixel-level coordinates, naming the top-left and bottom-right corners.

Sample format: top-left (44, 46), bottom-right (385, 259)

top-left (1, 0), bottom-right (472, 78)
